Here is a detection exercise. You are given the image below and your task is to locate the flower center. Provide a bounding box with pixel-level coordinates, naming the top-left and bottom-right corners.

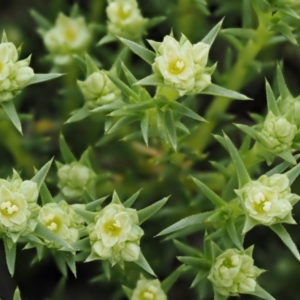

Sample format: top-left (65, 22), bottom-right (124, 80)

top-left (118, 4), bottom-right (132, 19)
top-left (64, 28), bottom-right (77, 42)
top-left (223, 255), bottom-right (239, 268)
top-left (104, 220), bottom-right (122, 236)
top-left (139, 286), bottom-right (158, 300)
top-left (0, 201), bottom-right (18, 216)
top-left (254, 192), bottom-right (272, 212)
top-left (169, 59), bottom-right (185, 74)
top-left (44, 213), bottom-right (59, 231)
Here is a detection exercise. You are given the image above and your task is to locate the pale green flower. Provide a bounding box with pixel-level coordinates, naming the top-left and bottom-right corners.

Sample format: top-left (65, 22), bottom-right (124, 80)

top-left (106, 0), bottom-right (148, 40)
top-left (57, 162), bottom-right (96, 199)
top-left (88, 203), bottom-right (144, 265)
top-left (0, 170), bottom-right (39, 241)
top-left (235, 173), bottom-right (299, 228)
top-left (0, 42), bottom-right (34, 102)
top-left (208, 248), bottom-right (263, 297)
top-left (77, 71), bottom-right (122, 108)
top-left (131, 278), bottom-right (167, 300)
top-left (152, 35), bottom-right (211, 96)
top-left (38, 201), bottom-right (79, 249)
top-left (43, 13), bottom-right (91, 65)
top-left (257, 111), bottom-right (297, 153)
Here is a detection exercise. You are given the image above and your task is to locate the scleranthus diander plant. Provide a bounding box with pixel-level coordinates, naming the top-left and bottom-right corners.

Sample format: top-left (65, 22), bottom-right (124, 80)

top-left (1, 0), bottom-right (300, 299)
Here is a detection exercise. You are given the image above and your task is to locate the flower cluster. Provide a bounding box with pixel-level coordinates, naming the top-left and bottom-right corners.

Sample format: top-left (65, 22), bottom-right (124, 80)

top-left (43, 13), bottom-right (91, 65)
top-left (88, 202), bottom-right (144, 265)
top-left (106, 0), bottom-right (148, 40)
top-left (257, 111), bottom-right (297, 154)
top-left (0, 41), bottom-right (34, 102)
top-left (235, 173), bottom-right (299, 228)
top-left (0, 171), bottom-right (39, 241)
top-left (208, 248), bottom-right (263, 297)
top-left (57, 161), bottom-right (96, 199)
top-left (77, 71), bottom-right (122, 108)
top-left (151, 35), bottom-right (211, 96)
top-left (38, 201), bottom-right (80, 249)
top-left (131, 278), bottom-right (167, 300)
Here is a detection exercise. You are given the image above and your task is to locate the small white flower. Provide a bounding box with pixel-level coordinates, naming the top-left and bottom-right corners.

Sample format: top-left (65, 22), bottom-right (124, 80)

top-left (208, 248), bottom-right (263, 297)
top-left (235, 173), bottom-right (299, 227)
top-left (257, 111), bottom-right (297, 153)
top-left (57, 162), bottom-right (96, 199)
top-left (43, 13), bottom-right (91, 65)
top-left (38, 201), bottom-right (79, 249)
top-left (152, 35), bottom-right (211, 96)
top-left (77, 71), bottom-right (122, 108)
top-left (88, 203), bottom-right (144, 265)
top-left (0, 41), bottom-right (34, 102)
top-left (0, 170), bottom-right (39, 241)
top-left (131, 278), bottom-right (167, 300)
top-left (106, 0), bottom-right (148, 40)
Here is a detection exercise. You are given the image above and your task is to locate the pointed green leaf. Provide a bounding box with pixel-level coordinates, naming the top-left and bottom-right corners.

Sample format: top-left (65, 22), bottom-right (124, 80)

top-left (249, 284), bottom-right (275, 300)
top-left (274, 22), bottom-right (298, 45)
top-left (65, 105), bottom-right (91, 124)
top-left (1, 30), bottom-right (8, 43)
top-left (62, 252), bottom-right (77, 277)
top-left (157, 97), bottom-right (206, 122)
top-left (59, 135), bottom-right (77, 163)
top-left (72, 237), bottom-right (90, 251)
top-left (135, 74), bottom-right (164, 86)
top-left (277, 6), bottom-right (300, 19)
top-left (222, 28), bottom-right (255, 39)
top-left (173, 239), bottom-right (200, 257)
top-left (1, 101), bottom-right (22, 134)
top-left (121, 62), bottom-right (138, 86)
top-left (225, 218), bottom-right (243, 250)
top-left (285, 162), bottom-right (300, 185)
top-left (234, 123), bottom-right (258, 140)
top-left (276, 64), bottom-right (290, 99)
top-left (177, 256), bottom-right (210, 269)
top-left (91, 100), bottom-right (124, 113)
top-left (108, 100), bottom-right (155, 114)
top-left (86, 196), bottom-right (109, 211)
top-left (102, 259), bottom-right (111, 280)
top-left (85, 54), bottom-right (99, 76)
top-left (224, 133), bottom-right (251, 187)
top-left (201, 19), bottom-right (223, 46)
top-left (30, 9), bottom-right (52, 29)
top-left (191, 176), bottom-right (227, 207)
top-left (97, 33), bottom-right (116, 46)
top-left (191, 269), bottom-right (209, 288)
top-left (123, 189), bottom-right (142, 208)
top-left (201, 84), bottom-right (251, 100)
top-left (270, 223), bottom-right (300, 260)
top-left (277, 150), bottom-right (296, 165)
top-left (156, 211), bottom-right (214, 236)
top-left (266, 159), bottom-right (294, 177)
top-left (31, 158), bottom-right (53, 191)
top-left (265, 80), bottom-right (280, 116)
top-left (138, 196), bottom-right (169, 225)
top-left (40, 182), bottom-right (54, 205)
top-left (107, 73), bottom-right (139, 101)
top-left (146, 16), bottom-right (166, 29)
top-left (118, 37), bottom-right (156, 65)
top-left (112, 190), bottom-right (122, 204)
top-left (53, 252), bottom-right (67, 276)
top-left (141, 112), bottom-right (149, 145)
top-left (134, 252), bottom-right (156, 276)
top-left (164, 110), bottom-right (177, 150)
top-left (34, 223), bottom-right (73, 250)
top-left (13, 288), bottom-right (22, 300)
top-left (27, 73), bottom-right (63, 86)
top-left (3, 237), bottom-right (16, 276)
top-left (161, 264), bottom-right (188, 293)
top-left (73, 207), bottom-right (97, 224)
top-left (122, 285), bottom-right (133, 299)
top-left (214, 291), bottom-right (227, 300)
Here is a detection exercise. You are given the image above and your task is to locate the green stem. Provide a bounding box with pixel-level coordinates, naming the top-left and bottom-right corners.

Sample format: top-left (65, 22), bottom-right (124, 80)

top-left (186, 14), bottom-right (273, 153)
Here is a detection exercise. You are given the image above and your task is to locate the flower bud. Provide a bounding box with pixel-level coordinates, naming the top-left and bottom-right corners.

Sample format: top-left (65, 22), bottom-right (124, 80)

top-left (106, 0), bottom-right (148, 40)
top-left (235, 173), bottom-right (299, 227)
top-left (208, 248), bottom-right (263, 297)
top-left (57, 162), bottom-right (96, 199)
top-left (152, 35), bottom-right (211, 96)
top-left (88, 203), bottom-right (144, 265)
top-left (131, 278), bottom-right (167, 300)
top-left (43, 13), bottom-right (91, 65)
top-left (258, 111), bottom-right (297, 153)
top-left (78, 71), bottom-right (122, 108)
